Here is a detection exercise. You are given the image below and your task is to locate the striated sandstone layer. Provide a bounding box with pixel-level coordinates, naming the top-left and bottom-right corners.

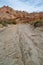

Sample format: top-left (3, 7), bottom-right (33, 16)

top-left (0, 6), bottom-right (43, 24)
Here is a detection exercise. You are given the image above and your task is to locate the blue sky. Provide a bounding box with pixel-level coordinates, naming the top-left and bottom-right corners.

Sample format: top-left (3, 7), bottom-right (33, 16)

top-left (0, 0), bottom-right (43, 12)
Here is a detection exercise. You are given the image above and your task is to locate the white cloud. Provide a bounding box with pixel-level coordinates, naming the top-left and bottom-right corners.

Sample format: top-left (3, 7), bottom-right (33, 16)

top-left (0, 0), bottom-right (43, 12)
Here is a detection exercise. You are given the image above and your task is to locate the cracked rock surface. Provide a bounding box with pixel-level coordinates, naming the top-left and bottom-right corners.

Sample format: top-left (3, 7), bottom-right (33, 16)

top-left (0, 24), bottom-right (43, 65)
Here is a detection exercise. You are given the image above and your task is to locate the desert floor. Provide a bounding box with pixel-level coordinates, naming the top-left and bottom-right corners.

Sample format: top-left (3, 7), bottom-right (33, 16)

top-left (0, 24), bottom-right (43, 65)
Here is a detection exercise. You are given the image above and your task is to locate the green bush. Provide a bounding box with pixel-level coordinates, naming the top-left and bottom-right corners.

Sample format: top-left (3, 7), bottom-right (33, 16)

top-left (0, 20), bottom-right (16, 26)
top-left (1, 21), bottom-right (7, 26)
top-left (12, 21), bottom-right (16, 24)
top-left (5, 20), bottom-right (16, 24)
top-left (34, 21), bottom-right (43, 27)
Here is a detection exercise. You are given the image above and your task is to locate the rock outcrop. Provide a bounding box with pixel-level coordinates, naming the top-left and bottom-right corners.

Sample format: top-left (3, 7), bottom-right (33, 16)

top-left (0, 6), bottom-right (43, 24)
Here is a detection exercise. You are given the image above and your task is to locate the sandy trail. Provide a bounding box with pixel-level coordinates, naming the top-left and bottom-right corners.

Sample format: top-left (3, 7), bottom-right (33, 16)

top-left (0, 24), bottom-right (43, 65)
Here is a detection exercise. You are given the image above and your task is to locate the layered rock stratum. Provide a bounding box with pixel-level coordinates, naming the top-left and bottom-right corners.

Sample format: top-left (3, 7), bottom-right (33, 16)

top-left (0, 6), bottom-right (43, 24)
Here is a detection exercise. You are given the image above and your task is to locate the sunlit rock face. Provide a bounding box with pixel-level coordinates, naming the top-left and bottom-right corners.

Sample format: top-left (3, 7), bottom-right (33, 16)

top-left (0, 6), bottom-right (43, 24)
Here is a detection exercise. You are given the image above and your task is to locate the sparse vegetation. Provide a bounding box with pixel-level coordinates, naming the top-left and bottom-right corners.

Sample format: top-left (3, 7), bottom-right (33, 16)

top-left (0, 20), bottom-right (7, 27)
top-left (33, 21), bottom-right (43, 27)
top-left (12, 20), bottom-right (16, 24)
top-left (0, 20), bottom-right (16, 27)
top-left (1, 21), bottom-right (7, 26)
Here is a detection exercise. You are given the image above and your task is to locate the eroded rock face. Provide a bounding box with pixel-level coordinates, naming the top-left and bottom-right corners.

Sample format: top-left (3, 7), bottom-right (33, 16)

top-left (0, 24), bottom-right (43, 65)
top-left (0, 6), bottom-right (43, 24)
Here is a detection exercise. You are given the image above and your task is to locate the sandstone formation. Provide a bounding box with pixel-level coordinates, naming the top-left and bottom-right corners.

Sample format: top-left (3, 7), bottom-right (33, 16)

top-left (0, 6), bottom-right (43, 24)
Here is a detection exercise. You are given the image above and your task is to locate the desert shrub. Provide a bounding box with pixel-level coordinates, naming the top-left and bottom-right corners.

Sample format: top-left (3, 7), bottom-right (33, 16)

top-left (6, 21), bottom-right (11, 24)
top-left (34, 21), bottom-right (43, 27)
top-left (1, 21), bottom-right (7, 26)
top-left (0, 20), bottom-right (16, 25)
top-left (12, 20), bottom-right (16, 24)
top-left (5, 20), bottom-right (16, 24)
